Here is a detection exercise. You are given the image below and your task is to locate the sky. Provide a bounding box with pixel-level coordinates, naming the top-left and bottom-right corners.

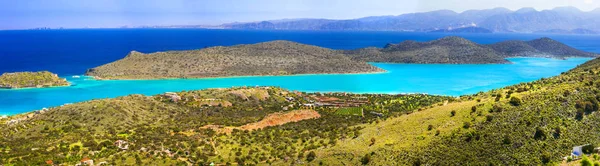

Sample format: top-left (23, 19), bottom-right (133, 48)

top-left (1, 0), bottom-right (600, 30)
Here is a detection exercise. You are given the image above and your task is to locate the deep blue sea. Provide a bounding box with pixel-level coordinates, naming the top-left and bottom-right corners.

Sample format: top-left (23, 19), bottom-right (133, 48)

top-left (0, 29), bottom-right (599, 115)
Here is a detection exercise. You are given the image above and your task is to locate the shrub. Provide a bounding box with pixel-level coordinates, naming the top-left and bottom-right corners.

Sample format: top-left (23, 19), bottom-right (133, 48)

top-left (471, 106), bottom-right (477, 113)
top-left (533, 127), bottom-right (546, 140)
top-left (450, 110), bottom-right (456, 117)
top-left (502, 136), bottom-right (511, 145)
top-left (463, 122), bottom-right (471, 129)
top-left (582, 155), bottom-right (593, 166)
top-left (485, 115), bottom-right (493, 122)
top-left (306, 151), bottom-right (316, 162)
top-left (583, 144), bottom-right (595, 154)
top-left (509, 97), bottom-right (522, 106)
top-left (427, 125), bottom-right (434, 131)
top-left (360, 153), bottom-right (371, 165)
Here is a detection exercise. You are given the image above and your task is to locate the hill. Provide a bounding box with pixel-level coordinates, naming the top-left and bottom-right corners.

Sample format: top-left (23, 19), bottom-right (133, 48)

top-left (343, 36), bottom-right (509, 64)
top-left (0, 87), bottom-right (452, 165)
top-left (489, 37), bottom-right (599, 58)
top-left (85, 41), bottom-right (383, 80)
top-left (4, 55), bottom-right (600, 165)
top-left (0, 71), bottom-right (70, 89)
top-left (311, 57), bottom-right (600, 165)
top-left (344, 37), bottom-right (598, 64)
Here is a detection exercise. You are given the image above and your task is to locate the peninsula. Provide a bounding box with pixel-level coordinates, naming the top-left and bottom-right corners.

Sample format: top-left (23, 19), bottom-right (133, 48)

top-left (86, 37), bottom-right (598, 79)
top-left (0, 71), bottom-right (70, 89)
top-left (3, 56), bottom-right (600, 165)
top-left (85, 40), bottom-right (383, 80)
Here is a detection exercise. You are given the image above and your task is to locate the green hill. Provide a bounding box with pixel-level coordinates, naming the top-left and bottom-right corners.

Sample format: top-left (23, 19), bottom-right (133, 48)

top-left (344, 36), bottom-right (510, 64)
top-left (489, 37), bottom-right (599, 58)
top-left (314, 57), bottom-right (600, 165)
top-left (345, 37), bottom-right (598, 64)
top-left (85, 41), bottom-right (383, 80)
top-left (0, 87), bottom-right (452, 165)
top-left (0, 71), bottom-right (70, 89)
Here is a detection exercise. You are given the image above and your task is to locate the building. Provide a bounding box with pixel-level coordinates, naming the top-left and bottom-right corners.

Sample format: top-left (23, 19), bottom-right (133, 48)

top-left (76, 157), bottom-right (94, 166)
top-left (115, 140), bottom-right (129, 150)
top-left (163, 92), bottom-right (182, 102)
top-left (572, 144), bottom-right (588, 157)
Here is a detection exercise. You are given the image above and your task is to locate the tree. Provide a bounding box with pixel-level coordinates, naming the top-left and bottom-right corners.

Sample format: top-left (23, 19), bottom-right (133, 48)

top-left (306, 151), bottom-right (316, 162)
top-left (509, 97), bottom-right (522, 106)
top-left (582, 155), bottom-right (593, 166)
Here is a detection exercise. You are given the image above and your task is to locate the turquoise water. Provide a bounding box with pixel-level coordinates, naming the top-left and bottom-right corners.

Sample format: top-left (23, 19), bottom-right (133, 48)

top-left (0, 57), bottom-right (591, 115)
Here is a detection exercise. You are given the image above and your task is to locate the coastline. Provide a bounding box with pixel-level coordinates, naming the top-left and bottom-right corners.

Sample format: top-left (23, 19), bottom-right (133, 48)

top-left (0, 83), bottom-right (72, 90)
top-left (87, 70), bottom-right (389, 81)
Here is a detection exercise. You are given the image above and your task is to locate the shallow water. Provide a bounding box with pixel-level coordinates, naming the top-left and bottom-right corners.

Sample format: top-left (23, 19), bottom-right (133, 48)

top-left (0, 57), bottom-right (591, 115)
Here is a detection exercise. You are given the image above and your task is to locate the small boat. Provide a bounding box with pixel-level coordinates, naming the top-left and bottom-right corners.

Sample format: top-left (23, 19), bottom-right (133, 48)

top-left (72, 75), bottom-right (81, 78)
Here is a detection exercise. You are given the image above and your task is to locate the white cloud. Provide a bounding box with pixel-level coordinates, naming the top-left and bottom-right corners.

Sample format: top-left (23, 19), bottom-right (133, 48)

top-left (584, 0), bottom-right (594, 4)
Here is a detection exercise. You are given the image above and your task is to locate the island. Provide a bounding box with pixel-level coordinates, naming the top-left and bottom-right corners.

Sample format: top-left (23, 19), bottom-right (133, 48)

top-left (3, 56), bottom-right (600, 165)
top-left (86, 37), bottom-right (598, 80)
top-left (85, 40), bottom-right (383, 80)
top-left (345, 36), bottom-right (599, 63)
top-left (0, 71), bottom-right (70, 89)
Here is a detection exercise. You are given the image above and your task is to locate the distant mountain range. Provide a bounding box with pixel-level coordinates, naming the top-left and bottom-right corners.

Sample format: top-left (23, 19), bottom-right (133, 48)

top-left (139, 6), bottom-right (600, 34)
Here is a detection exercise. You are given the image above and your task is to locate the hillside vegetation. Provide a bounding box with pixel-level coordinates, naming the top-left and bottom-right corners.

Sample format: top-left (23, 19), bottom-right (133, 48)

top-left (85, 41), bottom-right (383, 80)
top-left (345, 37), bottom-right (598, 64)
top-left (313, 57), bottom-right (600, 165)
top-left (0, 87), bottom-right (452, 165)
top-left (0, 71), bottom-right (70, 89)
top-left (489, 37), bottom-right (599, 58)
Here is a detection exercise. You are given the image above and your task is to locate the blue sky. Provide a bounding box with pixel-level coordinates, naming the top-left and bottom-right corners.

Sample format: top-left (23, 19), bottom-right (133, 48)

top-left (1, 0), bottom-right (599, 29)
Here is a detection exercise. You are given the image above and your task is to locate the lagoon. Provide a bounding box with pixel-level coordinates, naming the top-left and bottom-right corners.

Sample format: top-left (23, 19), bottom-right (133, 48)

top-left (0, 57), bottom-right (591, 115)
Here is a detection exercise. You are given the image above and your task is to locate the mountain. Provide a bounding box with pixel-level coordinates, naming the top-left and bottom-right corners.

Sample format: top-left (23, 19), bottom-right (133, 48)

top-left (85, 41), bottom-right (383, 80)
top-left (344, 36), bottom-right (509, 64)
top-left (344, 37), bottom-right (598, 64)
top-left (429, 27), bottom-right (493, 33)
top-left (212, 6), bottom-right (600, 33)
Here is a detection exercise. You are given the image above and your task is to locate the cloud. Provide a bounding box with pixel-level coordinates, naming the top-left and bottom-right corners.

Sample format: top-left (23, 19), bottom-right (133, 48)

top-left (584, 0), bottom-right (594, 4)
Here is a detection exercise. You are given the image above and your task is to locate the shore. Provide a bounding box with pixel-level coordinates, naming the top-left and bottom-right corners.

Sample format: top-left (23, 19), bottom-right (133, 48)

top-left (87, 69), bottom-right (389, 81)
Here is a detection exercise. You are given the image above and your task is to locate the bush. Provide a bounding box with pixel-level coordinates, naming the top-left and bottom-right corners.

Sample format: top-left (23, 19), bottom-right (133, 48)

top-left (533, 127), bottom-right (546, 140)
top-left (509, 97), bottom-right (522, 106)
top-left (582, 155), bottom-right (593, 166)
top-left (471, 106), bottom-right (477, 113)
top-left (463, 122), bottom-right (471, 129)
top-left (583, 144), bottom-right (595, 154)
top-left (427, 125), bottom-right (434, 131)
top-left (450, 110), bottom-right (456, 117)
top-left (306, 151), bottom-right (316, 162)
top-left (360, 153), bottom-right (371, 165)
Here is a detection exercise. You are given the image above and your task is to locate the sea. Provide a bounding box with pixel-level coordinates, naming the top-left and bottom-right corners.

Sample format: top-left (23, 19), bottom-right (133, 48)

top-left (0, 29), bottom-right (599, 115)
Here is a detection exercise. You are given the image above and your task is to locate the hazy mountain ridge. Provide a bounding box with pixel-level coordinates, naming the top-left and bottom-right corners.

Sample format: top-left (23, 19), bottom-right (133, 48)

top-left (215, 7), bottom-right (600, 33)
